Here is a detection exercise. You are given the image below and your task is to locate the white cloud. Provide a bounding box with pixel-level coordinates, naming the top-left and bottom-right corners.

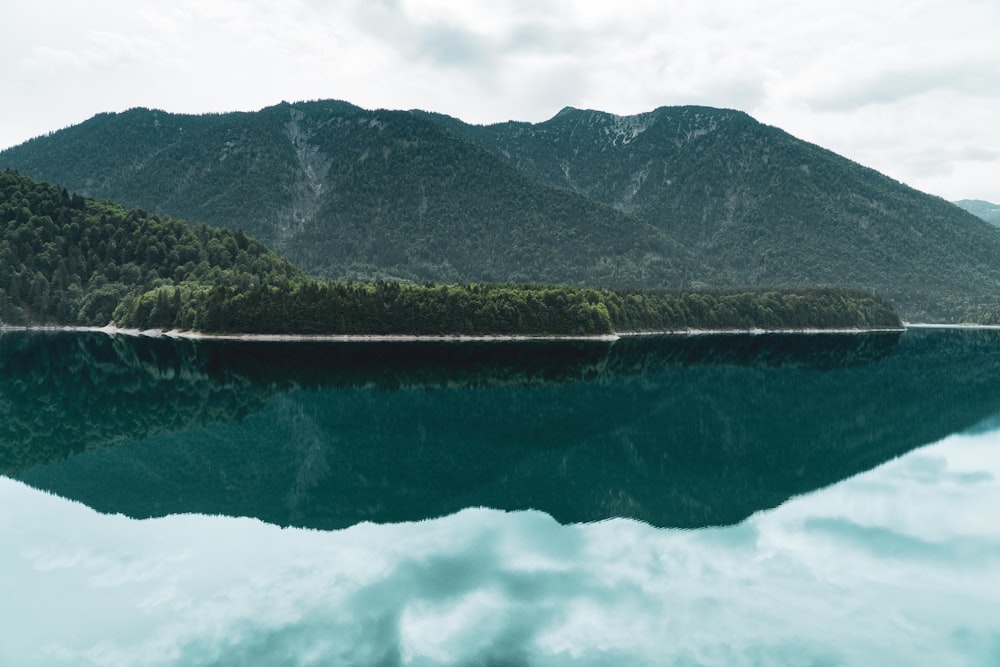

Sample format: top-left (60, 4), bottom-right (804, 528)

top-left (1, 0), bottom-right (999, 201)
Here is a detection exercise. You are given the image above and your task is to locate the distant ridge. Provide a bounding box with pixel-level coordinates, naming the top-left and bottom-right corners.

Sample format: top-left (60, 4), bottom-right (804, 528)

top-left (0, 103), bottom-right (703, 290)
top-left (426, 105), bottom-right (1000, 321)
top-left (4, 100), bottom-right (1000, 321)
top-left (954, 199), bottom-right (1000, 227)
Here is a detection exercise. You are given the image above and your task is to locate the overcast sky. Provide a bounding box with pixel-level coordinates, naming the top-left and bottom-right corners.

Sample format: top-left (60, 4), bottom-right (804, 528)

top-left (2, 0), bottom-right (998, 202)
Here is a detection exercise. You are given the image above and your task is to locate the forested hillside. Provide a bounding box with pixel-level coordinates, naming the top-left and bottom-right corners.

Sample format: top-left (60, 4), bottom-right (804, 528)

top-left (3, 100), bottom-right (997, 320)
top-left (0, 170), bottom-right (301, 326)
top-left (0, 170), bottom-right (899, 334)
top-left (428, 106), bottom-right (1000, 320)
top-left (0, 103), bottom-right (702, 288)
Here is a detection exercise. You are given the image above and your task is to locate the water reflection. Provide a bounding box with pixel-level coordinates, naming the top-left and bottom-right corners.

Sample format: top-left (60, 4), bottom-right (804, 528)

top-left (7, 330), bottom-right (1000, 528)
top-left (1, 427), bottom-right (998, 666)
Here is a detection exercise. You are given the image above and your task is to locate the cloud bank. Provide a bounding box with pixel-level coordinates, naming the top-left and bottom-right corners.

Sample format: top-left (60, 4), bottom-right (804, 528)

top-left (1, 0), bottom-right (999, 201)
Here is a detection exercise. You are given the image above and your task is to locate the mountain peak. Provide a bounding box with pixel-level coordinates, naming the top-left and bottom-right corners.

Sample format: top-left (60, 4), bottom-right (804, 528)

top-left (553, 106), bottom-right (583, 118)
top-left (4, 98), bottom-right (1000, 321)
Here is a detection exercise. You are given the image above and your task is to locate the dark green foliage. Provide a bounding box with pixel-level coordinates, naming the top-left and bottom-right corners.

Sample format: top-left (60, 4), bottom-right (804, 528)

top-left (6, 103), bottom-right (1000, 320)
top-left (1, 170), bottom-right (900, 334)
top-left (282, 102), bottom-right (702, 287)
top-left (0, 108), bottom-right (301, 247)
top-left (114, 281), bottom-right (617, 336)
top-left (601, 287), bottom-right (900, 332)
top-left (116, 280), bottom-right (900, 335)
top-left (0, 170), bottom-right (302, 325)
top-left (8, 101), bottom-right (1000, 320)
top-left (0, 103), bottom-right (704, 288)
top-left (424, 106), bottom-right (1000, 321)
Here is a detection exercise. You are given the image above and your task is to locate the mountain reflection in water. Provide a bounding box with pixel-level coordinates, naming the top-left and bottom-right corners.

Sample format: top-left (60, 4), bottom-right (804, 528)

top-left (2, 426), bottom-right (999, 666)
top-left (6, 329), bottom-right (1000, 529)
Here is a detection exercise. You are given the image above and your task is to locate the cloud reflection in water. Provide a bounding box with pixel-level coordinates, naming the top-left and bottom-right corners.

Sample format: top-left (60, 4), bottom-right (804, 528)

top-left (2, 429), bottom-right (999, 666)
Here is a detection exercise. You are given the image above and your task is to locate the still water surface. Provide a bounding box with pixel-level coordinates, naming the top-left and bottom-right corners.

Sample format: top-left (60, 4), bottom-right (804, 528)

top-left (1, 329), bottom-right (998, 665)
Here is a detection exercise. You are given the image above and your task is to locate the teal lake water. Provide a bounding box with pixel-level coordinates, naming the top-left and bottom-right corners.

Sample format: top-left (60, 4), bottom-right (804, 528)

top-left (1, 329), bottom-right (999, 665)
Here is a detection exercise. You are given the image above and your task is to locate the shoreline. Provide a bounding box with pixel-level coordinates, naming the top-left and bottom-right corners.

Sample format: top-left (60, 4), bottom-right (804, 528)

top-left (0, 323), bottom-right (908, 342)
top-left (902, 322), bottom-right (1000, 330)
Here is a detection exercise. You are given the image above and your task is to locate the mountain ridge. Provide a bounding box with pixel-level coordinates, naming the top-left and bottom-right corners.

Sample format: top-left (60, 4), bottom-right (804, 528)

top-left (425, 104), bottom-right (1000, 320)
top-left (3, 100), bottom-right (1000, 321)
top-left (1, 102), bottom-right (706, 289)
top-left (954, 198), bottom-right (1000, 227)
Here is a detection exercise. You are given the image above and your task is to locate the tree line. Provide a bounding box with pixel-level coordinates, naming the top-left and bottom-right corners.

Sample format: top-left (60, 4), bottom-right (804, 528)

top-left (2, 170), bottom-right (901, 335)
top-left (0, 169), bottom-right (301, 326)
top-left (114, 280), bottom-right (901, 335)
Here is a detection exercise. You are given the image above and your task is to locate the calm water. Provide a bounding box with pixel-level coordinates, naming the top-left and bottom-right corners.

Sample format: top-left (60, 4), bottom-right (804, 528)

top-left (1, 329), bottom-right (999, 665)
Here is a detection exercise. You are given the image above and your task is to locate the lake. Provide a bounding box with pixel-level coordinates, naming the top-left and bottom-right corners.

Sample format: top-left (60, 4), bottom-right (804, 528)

top-left (1, 329), bottom-right (998, 666)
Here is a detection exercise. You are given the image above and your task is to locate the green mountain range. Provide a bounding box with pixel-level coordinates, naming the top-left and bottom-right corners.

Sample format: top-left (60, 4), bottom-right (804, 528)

top-left (954, 199), bottom-right (1000, 227)
top-left (3, 100), bottom-right (999, 321)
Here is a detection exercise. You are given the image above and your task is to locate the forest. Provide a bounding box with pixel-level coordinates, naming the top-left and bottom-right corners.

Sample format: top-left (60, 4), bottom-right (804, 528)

top-left (0, 169), bottom-right (301, 326)
top-left (1, 170), bottom-right (901, 335)
top-left (6, 101), bottom-right (1000, 322)
top-left (112, 281), bottom-right (901, 335)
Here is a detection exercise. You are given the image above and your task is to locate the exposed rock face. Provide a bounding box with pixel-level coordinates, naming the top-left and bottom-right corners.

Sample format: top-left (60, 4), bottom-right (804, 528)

top-left (282, 107), bottom-right (331, 250)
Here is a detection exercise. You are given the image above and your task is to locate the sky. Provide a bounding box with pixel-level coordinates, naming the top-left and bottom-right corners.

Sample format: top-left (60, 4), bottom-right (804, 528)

top-left (1, 0), bottom-right (999, 203)
top-left (3, 428), bottom-right (1000, 665)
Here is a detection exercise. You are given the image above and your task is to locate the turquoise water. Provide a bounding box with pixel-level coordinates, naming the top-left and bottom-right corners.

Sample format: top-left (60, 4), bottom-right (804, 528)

top-left (1, 330), bottom-right (998, 665)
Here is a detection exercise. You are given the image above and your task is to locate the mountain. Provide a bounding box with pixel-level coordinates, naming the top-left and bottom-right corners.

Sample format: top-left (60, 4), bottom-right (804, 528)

top-left (954, 199), bottom-right (1000, 227)
top-left (4, 100), bottom-right (1000, 320)
top-left (0, 102), bottom-right (702, 289)
top-left (421, 106), bottom-right (1000, 321)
